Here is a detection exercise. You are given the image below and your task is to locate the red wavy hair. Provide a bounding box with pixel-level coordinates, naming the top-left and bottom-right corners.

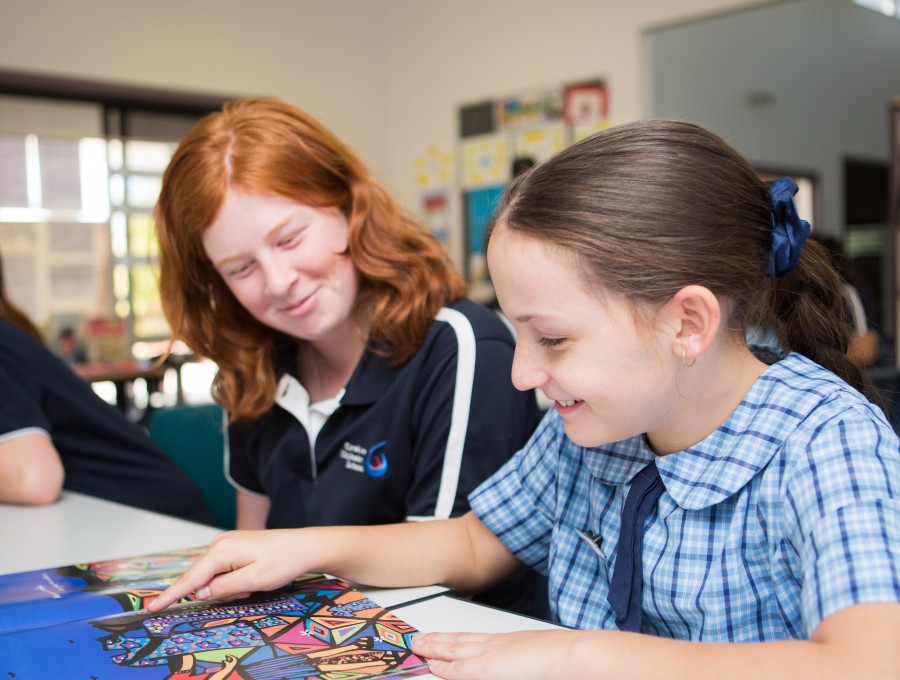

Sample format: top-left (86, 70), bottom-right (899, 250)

top-left (155, 98), bottom-right (465, 421)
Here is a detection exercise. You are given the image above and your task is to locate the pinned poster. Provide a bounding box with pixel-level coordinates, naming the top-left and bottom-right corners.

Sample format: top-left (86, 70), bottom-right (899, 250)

top-left (461, 134), bottom-right (509, 189)
top-left (563, 82), bottom-right (608, 127)
top-left (465, 184), bottom-right (505, 293)
top-left (512, 124), bottom-right (568, 164)
top-left (496, 88), bottom-right (565, 131)
top-left (414, 144), bottom-right (454, 245)
top-left (414, 144), bottom-right (453, 190)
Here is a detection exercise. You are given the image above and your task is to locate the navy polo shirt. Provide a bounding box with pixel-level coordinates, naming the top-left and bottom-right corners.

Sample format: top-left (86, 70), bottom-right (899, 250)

top-left (227, 298), bottom-right (542, 529)
top-left (0, 319), bottom-right (211, 523)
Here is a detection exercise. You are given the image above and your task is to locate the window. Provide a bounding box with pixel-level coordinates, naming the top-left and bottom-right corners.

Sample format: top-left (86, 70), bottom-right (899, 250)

top-left (108, 138), bottom-right (178, 339)
top-left (0, 132), bottom-right (112, 339)
top-left (0, 76), bottom-right (228, 356)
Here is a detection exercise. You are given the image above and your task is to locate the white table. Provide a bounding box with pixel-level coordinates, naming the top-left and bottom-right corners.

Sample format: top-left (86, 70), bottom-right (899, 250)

top-left (0, 492), bottom-right (454, 607)
top-left (0, 491), bottom-right (562, 679)
top-left (0, 491), bottom-right (222, 575)
top-left (394, 594), bottom-right (563, 635)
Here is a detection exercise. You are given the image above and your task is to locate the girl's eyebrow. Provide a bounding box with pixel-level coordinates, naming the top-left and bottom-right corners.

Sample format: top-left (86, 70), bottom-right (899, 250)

top-left (514, 313), bottom-right (554, 324)
top-left (210, 210), bottom-right (306, 269)
top-left (211, 252), bottom-right (250, 270)
top-left (266, 209), bottom-right (307, 237)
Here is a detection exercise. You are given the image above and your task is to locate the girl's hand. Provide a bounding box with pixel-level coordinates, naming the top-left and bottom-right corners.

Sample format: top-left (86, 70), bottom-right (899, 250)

top-left (147, 529), bottom-right (308, 612)
top-left (412, 630), bottom-right (587, 680)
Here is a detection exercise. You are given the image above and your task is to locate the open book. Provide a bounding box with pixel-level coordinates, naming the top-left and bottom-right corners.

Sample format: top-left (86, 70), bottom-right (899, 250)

top-left (0, 546), bottom-right (429, 679)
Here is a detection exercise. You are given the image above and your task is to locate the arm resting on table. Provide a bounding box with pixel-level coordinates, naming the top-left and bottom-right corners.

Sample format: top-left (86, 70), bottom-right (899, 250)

top-left (0, 430), bottom-right (64, 505)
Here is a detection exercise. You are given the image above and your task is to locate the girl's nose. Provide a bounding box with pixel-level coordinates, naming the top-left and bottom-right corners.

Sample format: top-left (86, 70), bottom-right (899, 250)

top-left (510, 342), bottom-right (548, 393)
top-left (261, 257), bottom-right (297, 298)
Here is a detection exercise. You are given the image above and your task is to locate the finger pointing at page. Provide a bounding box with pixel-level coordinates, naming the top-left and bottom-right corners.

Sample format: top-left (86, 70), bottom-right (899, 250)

top-left (148, 529), bottom-right (305, 612)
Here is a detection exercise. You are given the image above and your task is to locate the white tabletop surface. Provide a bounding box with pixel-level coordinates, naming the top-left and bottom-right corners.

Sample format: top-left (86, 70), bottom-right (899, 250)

top-left (394, 594), bottom-right (564, 634)
top-left (0, 491), bottom-right (454, 607)
top-left (0, 491), bottom-right (454, 598)
top-left (392, 595), bottom-right (565, 679)
top-left (0, 491), bottom-right (222, 575)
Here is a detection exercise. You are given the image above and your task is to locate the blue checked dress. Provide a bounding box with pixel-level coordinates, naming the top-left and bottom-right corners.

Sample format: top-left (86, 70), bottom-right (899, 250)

top-left (470, 353), bottom-right (900, 639)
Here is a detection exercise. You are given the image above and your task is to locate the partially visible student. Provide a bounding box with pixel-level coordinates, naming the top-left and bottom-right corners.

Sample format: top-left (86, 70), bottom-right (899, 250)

top-left (151, 120), bottom-right (900, 679)
top-left (0, 317), bottom-right (211, 522)
top-left (57, 326), bottom-right (88, 365)
top-left (510, 155), bottom-right (536, 180)
top-left (815, 235), bottom-right (880, 366)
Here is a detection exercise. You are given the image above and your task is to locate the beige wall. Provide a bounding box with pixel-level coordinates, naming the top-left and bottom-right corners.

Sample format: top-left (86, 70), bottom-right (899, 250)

top-left (0, 0), bottom-right (769, 264)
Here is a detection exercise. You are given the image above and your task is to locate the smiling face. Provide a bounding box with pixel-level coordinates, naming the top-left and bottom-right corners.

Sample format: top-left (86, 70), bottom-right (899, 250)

top-left (487, 223), bottom-right (679, 448)
top-left (202, 190), bottom-right (360, 346)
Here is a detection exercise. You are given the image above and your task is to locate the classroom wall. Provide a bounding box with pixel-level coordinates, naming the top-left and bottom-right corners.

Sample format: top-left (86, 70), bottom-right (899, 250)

top-left (647, 0), bottom-right (900, 237)
top-left (375, 0), bottom-right (771, 260)
top-left (0, 0), bottom-right (767, 266)
top-left (0, 1), bottom-right (388, 160)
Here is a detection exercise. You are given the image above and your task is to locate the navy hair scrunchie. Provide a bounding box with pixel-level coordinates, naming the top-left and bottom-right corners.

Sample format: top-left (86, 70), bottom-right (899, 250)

top-left (767, 177), bottom-right (811, 278)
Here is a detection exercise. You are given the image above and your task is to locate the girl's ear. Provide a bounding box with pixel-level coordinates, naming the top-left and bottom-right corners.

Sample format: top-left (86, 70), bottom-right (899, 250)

top-left (661, 285), bottom-right (721, 364)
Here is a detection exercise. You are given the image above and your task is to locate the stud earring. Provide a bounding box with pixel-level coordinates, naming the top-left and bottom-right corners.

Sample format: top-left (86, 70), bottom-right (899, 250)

top-left (681, 347), bottom-right (695, 367)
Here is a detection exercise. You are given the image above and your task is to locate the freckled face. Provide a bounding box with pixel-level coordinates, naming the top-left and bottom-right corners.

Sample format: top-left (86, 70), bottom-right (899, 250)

top-left (487, 224), bottom-right (677, 448)
top-left (202, 190), bottom-right (360, 346)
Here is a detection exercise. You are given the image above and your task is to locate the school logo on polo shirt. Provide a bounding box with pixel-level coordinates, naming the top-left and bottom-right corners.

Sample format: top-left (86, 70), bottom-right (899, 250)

top-left (364, 441), bottom-right (389, 478)
top-left (339, 440), bottom-right (389, 478)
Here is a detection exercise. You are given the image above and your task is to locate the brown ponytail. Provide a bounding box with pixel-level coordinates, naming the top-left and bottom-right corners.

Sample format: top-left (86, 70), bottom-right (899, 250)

top-left (757, 239), bottom-right (877, 400)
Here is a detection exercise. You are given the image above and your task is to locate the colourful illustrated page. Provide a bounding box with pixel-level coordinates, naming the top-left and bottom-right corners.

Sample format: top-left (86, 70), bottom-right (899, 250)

top-left (0, 547), bottom-right (429, 679)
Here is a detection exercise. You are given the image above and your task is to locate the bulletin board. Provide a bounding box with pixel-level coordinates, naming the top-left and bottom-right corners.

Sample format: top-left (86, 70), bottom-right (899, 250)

top-left (458, 79), bottom-right (609, 297)
top-left (413, 144), bottom-right (455, 247)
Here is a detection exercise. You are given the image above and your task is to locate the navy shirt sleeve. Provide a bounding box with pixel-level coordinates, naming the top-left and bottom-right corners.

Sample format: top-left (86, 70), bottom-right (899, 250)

top-left (0, 365), bottom-right (50, 435)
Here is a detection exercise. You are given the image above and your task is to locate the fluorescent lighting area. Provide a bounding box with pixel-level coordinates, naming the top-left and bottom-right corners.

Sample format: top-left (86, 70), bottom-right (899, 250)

top-left (854, 0), bottom-right (900, 19)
